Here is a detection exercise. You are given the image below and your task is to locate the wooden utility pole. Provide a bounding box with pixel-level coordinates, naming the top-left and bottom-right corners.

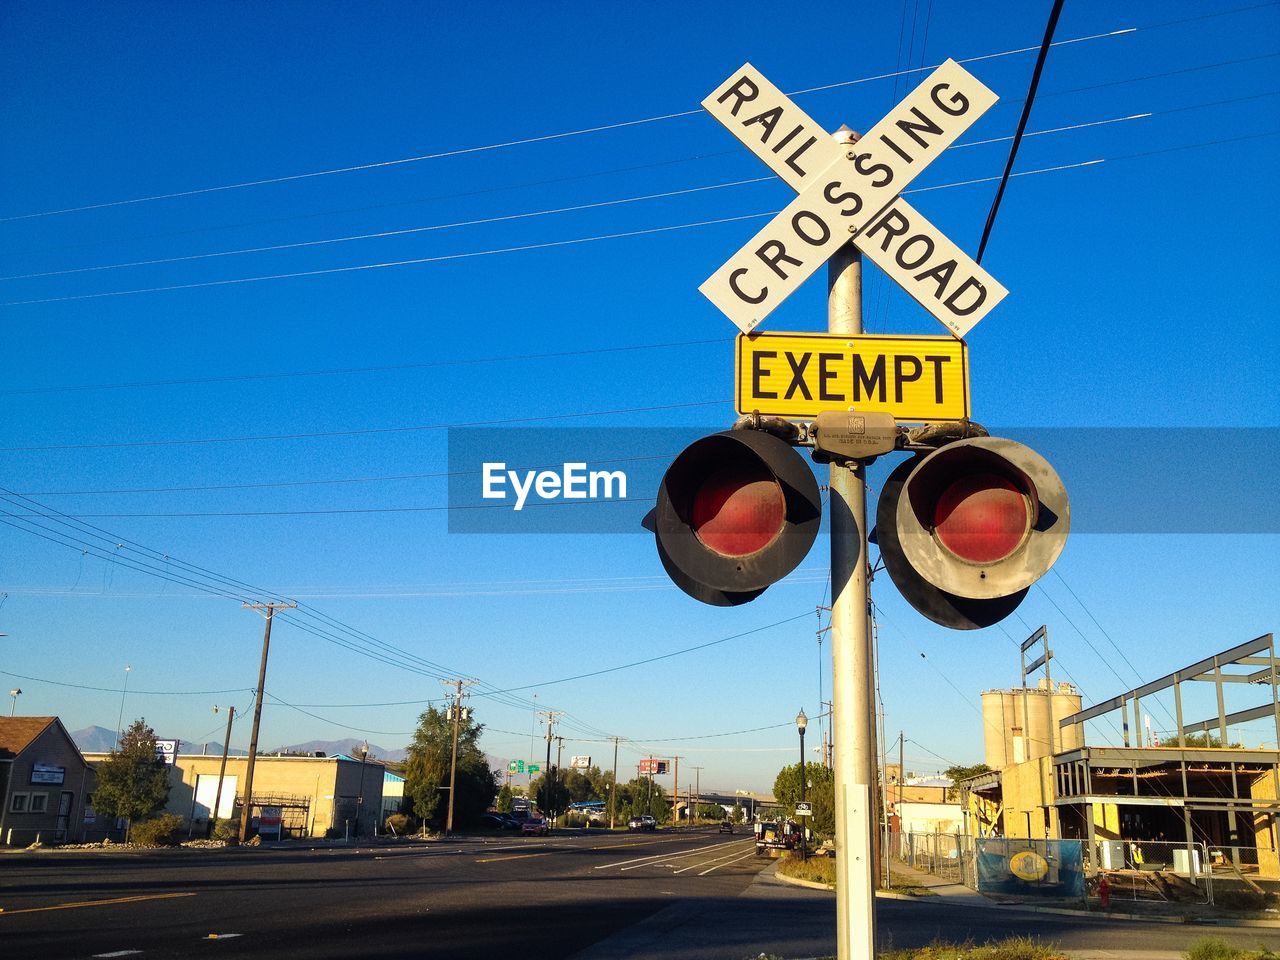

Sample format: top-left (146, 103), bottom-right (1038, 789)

top-left (238, 601), bottom-right (296, 842)
top-left (208, 705), bottom-right (235, 838)
top-left (444, 679), bottom-right (479, 837)
top-left (671, 756), bottom-right (681, 825)
top-left (608, 736), bottom-right (621, 829)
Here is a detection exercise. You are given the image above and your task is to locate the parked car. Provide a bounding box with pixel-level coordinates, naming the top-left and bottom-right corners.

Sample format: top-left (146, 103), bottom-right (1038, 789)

top-left (628, 814), bottom-right (657, 832)
top-left (641, 815), bottom-right (657, 830)
top-left (521, 817), bottom-right (549, 836)
top-left (480, 813), bottom-right (521, 831)
top-left (719, 821), bottom-right (734, 834)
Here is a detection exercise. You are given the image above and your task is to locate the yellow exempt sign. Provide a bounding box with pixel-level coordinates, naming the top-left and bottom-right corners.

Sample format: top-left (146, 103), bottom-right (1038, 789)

top-left (736, 331), bottom-right (969, 422)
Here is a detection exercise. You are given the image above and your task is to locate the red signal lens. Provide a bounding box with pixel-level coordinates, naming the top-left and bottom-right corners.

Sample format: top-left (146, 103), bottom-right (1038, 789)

top-left (932, 473), bottom-right (1029, 564)
top-left (690, 465), bottom-right (785, 557)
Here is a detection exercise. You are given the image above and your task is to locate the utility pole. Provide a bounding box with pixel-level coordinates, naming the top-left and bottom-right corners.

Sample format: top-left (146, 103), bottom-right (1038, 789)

top-left (208, 705), bottom-right (236, 838)
top-left (608, 737), bottom-right (620, 830)
top-left (671, 756), bottom-right (681, 826)
top-left (444, 679), bottom-right (479, 837)
top-left (555, 736), bottom-right (564, 771)
top-left (537, 711), bottom-right (563, 823)
top-left (822, 700), bottom-right (834, 769)
top-left (239, 601), bottom-right (296, 842)
top-left (691, 766), bottom-right (704, 823)
top-left (828, 126), bottom-right (876, 960)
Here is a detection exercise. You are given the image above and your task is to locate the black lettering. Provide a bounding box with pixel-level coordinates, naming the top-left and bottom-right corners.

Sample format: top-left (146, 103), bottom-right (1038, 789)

top-left (818, 353), bottom-right (844, 402)
top-left (744, 106), bottom-right (783, 141)
top-left (865, 208), bottom-right (910, 252)
top-left (756, 240), bottom-right (802, 280)
top-left (717, 75), bottom-right (759, 116)
top-left (894, 355), bottom-right (923, 403)
top-left (914, 258), bottom-right (957, 298)
top-left (823, 180), bottom-right (863, 217)
top-left (924, 355), bottom-right (950, 403)
top-left (944, 276), bottom-right (988, 316)
top-left (854, 153), bottom-right (894, 187)
top-left (791, 210), bottom-right (831, 246)
top-left (896, 234), bottom-right (935, 271)
top-left (895, 106), bottom-right (943, 148)
top-left (878, 134), bottom-right (914, 164)
top-left (785, 136), bottom-right (818, 178)
top-left (930, 82), bottom-right (969, 116)
top-left (728, 267), bottom-right (767, 304)
top-left (772, 124), bottom-right (803, 154)
top-left (784, 352), bottom-right (813, 401)
top-left (752, 350), bottom-right (778, 399)
top-left (852, 355), bottom-right (886, 402)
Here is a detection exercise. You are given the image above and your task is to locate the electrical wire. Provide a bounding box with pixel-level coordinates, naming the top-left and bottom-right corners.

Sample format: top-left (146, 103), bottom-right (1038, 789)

top-left (0, 398), bottom-right (726, 452)
top-left (0, 669), bottom-right (250, 697)
top-left (975, 0), bottom-right (1065, 263)
top-left (0, 27), bottom-right (1136, 224)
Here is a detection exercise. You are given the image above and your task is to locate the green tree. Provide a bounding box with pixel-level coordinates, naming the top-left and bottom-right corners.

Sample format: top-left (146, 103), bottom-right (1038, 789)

top-left (943, 763), bottom-right (993, 801)
top-left (92, 718), bottom-right (171, 841)
top-left (529, 770), bottom-right (571, 820)
top-left (773, 762), bottom-right (835, 836)
top-left (496, 783), bottom-right (514, 812)
top-left (404, 706), bottom-right (498, 831)
top-left (618, 776), bottom-right (669, 822)
top-left (1179, 733), bottom-right (1242, 749)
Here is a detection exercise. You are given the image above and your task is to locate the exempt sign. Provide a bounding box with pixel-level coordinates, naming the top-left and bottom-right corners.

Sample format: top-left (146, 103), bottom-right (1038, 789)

top-left (735, 331), bottom-right (969, 422)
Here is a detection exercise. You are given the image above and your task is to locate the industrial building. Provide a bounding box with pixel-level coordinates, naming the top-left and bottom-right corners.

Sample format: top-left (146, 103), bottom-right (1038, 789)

top-left (961, 632), bottom-right (1280, 884)
top-left (84, 750), bottom-right (387, 839)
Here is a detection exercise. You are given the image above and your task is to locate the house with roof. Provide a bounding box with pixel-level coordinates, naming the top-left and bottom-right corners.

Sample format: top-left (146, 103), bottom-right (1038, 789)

top-left (0, 716), bottom-right (95, 846)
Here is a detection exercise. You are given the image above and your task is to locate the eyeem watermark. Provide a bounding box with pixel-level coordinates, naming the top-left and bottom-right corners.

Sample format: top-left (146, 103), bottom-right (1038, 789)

top-left (482, 462), bottom-right (628, 511)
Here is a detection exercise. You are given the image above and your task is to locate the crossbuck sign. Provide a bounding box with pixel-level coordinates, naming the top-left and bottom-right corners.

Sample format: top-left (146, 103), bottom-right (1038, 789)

top-left (699, 61), bottom-right (1008, 339)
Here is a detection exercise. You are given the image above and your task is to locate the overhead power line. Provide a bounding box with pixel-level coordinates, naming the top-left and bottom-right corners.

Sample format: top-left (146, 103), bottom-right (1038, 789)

top-left (0, 111), bottom-right (1155, 286)
top-left (976, 0), bottom-right (1065, 263)
top-left (0, 27), bottom-right (1134, 224)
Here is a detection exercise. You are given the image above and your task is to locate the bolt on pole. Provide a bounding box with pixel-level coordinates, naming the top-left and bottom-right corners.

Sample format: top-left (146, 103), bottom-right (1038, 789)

top-left (827, 126), bottom-right (877, 960)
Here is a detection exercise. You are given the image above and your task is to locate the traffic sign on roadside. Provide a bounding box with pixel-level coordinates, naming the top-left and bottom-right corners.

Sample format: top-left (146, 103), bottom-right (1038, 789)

top-left (699, 61), bottom-right (1006, 339)
top-left (527, 764), bottom-right (541, 774)
top-left (795, 802), bottom-right (813, 817)
top-left (736, 330), bottom-right (969, 421)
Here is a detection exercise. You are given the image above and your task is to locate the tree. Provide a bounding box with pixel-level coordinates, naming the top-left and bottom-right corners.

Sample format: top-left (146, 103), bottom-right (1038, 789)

top-left (773, 762), bottom-right (835, 836)
top-left (496, 783), bottom-right (514, 812)
top-left (943, 763), bottom-right (992, 801)
top-left (1178, 732), bottom-right (1242, 748)
top-left (529, 770), bottom-right (570, 820)
top-left (92, 718), bottom-right (170, 840)
top-left (403, 706), bottom-right (498, 831)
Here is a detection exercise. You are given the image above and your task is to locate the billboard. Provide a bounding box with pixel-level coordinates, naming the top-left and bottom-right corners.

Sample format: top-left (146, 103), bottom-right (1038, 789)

top-left (570, 756), bottom-right (591, 769)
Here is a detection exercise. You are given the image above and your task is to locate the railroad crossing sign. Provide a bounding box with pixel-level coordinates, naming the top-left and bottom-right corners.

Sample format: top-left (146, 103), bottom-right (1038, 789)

top-left (699, 61), bottom-right (1007, 339)
top-left (736, 330), bottom-right (969, 421)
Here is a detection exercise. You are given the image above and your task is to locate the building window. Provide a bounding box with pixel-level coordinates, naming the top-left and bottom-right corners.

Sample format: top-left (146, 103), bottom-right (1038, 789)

top-left (30, 793), bottom-right (49, 814)
top-left (9, 793), bottom-right (29, 813)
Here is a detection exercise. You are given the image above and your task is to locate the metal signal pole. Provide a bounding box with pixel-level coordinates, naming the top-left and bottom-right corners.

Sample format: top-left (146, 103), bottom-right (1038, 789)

top-left (239, 601), bottom-right (296, 842)
top-left (828, 126), bottom-right (876, 960)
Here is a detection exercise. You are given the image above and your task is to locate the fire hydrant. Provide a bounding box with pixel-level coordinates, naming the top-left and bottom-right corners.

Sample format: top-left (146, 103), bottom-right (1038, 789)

top-left (1098, 873), bottom-right (1111, 912)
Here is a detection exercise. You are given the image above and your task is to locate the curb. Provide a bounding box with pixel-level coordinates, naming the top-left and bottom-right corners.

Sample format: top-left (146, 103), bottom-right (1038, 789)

top-left (771, 866), bottom-right (835, 892)
top-left (988, 901), bottom-right (1280, 929)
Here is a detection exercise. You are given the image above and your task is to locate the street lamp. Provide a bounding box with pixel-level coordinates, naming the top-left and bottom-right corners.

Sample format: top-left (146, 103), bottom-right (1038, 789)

top-left (9, 688), bottom-right (20, 716)
top-left (114, 665), bottom-right (131, 750)
top-left (356, 741), bottom-right (369, 838)
top-left (796, 708), bottom-right (808, 862)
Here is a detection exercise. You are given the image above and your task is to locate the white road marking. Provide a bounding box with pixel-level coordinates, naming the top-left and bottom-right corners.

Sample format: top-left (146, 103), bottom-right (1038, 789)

top-left (698, 849), bottom-right (759, 875)
top-left (203, 933), bottom-right (242, 940)
top-left (673, 841), bottom-right (756, 875)
top-left (93, 952), bottom-right (142, 958)
top-left (608, 839), bottom-right (745, 872)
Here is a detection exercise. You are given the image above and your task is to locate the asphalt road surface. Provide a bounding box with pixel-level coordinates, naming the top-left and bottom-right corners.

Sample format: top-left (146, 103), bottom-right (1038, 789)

top-left (2, 828), bottom-right (1277, 959)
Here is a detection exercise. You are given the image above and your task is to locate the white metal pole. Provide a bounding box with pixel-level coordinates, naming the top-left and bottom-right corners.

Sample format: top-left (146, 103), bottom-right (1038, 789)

top-left (829, 126), bottom-right (876, 960)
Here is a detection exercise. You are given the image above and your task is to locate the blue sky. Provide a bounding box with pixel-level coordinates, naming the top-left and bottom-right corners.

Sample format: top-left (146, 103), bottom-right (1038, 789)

top-left (1, 1), bottom-right (1277, 792)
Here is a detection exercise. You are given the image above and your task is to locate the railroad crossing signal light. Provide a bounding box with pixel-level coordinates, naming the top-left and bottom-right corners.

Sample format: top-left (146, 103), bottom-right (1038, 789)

top-left (654, 430), bottom-right (821, 606)
top-left (876, 437), bottom-right (1070, 630)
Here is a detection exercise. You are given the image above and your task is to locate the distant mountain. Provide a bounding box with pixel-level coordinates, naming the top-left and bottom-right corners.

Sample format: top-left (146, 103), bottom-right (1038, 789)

top-left (274, 738), bottom-right (408, 763)
top-left (71, 725), bottom-right (247, 756)
top-left (69, 725), bottom-right (119, 753)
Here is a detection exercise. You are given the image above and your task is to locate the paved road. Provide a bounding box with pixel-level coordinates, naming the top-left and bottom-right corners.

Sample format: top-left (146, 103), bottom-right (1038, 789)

top-left (2, 828), bottom-right (1277, 959)
top-left (0, 828), bottom-right (764, 960)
